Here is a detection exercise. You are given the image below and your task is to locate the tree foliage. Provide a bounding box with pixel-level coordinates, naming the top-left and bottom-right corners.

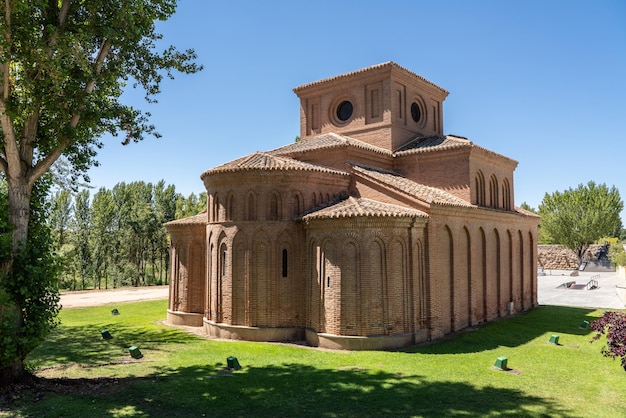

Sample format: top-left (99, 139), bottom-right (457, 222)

top-left (48, 181), bottom-right (202, 290)
top-left (0, 1), bottom-right (201, 383)
top-left (537, 181), bottom-right (623, 263)
top-left (590, 311), bottom-right (626, 372)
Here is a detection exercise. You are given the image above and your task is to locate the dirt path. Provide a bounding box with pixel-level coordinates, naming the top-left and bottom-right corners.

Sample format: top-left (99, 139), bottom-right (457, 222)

top-left (59, 286), bottom-right (169, 308)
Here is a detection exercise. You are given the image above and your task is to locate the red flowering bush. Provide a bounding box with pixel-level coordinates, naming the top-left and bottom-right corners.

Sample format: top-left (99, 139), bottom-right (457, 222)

top-left (590, 311), bottom-right (626, 371)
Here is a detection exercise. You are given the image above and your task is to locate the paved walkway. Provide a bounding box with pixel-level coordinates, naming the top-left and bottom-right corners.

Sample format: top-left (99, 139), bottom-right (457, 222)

top-left (58, 272), bottom-right (626, 311)
top-left (537, 269), bottom-right (626, 309)
top-left (59, 285), bottom-right (169, 308)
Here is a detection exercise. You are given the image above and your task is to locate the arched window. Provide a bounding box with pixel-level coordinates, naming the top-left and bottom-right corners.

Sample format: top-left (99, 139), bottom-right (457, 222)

top-left (220, 245), bottom-right (227, 277)
top-left (282, 249), bottom-right (288, 278)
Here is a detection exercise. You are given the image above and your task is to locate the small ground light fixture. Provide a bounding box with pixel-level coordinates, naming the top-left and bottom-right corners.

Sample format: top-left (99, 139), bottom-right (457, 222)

top-left (548, 334), bottom-right (560, 345)
top-left (579, 320), bottom-right (589, 329)
top-left (129, 346), bottom-right (143, 359)
top-left (227, 356), bottom-right (241, 370)
top-left (100, 329), bottom-right (113, 340)
top-left (493, 356), bottom-right (508, 370)
top-left (111, 309), bottom-right (120, 315)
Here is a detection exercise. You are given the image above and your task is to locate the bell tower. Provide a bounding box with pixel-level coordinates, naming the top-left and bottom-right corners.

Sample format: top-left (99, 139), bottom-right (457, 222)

top-left (293, 62), bottom-right (449, 152)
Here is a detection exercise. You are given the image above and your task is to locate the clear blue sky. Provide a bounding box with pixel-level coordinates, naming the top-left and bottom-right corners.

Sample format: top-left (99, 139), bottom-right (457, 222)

top-left (86, 0), bottom-right (626, 219)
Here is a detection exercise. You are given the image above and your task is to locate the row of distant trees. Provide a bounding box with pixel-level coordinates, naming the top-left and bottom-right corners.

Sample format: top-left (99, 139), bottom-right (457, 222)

top-left (47, 180), bottom-right (206, 290)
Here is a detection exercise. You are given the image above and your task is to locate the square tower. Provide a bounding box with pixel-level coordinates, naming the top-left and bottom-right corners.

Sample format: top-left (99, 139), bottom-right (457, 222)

top-left (293, 62), bottom-right (449, 151)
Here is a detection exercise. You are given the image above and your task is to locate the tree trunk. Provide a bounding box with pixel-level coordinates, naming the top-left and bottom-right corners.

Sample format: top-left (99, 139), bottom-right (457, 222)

top-left (1, 179), bottom-right (33, 385)
top-left (7, 179), bottom-right (32, 248)
top-left (0, 359), bottom-right (24, 386)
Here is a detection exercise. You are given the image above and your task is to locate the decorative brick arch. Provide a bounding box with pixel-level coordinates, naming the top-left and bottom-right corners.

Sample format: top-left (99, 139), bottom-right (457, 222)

top-left (268, 190), bottom-right (282, 221)
top-left (340, 239), bottom-right (360, 335)
top-left (475, 170), bottom-right (486, 206)
top-left (463, 226), bottom-right (473, 326)
top-left (518, 229), bottom-right (525, 310)
top-left (232, 231), bottom-right (248, 325)
top-left (444, 225), bottom-right (454, 331)
top-left (492, 228), bottom-right (502, 317)
top-left (250, 230), bottom-right (270, 326)
top-left (389, 238), bottom-right (408, 333)
top-left (479, 227), bottom-right (487, 321)
top-left (246, 191), bottom-right (257, 221)
top-left (226, 191), bottom-right (235, 221)
top-left (489, 175), bottom-right (499, 208)
top-left (292, 191), bottom-right (304, 218)
top-left (502, 178), bottom-right (512, 210)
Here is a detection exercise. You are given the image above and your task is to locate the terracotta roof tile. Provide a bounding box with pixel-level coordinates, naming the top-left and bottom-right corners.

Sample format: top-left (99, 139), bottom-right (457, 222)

top-left (352, 165), bottom-right (473, 207)
top-left (293, 62), bottom-right (448, 96)
top-left (268, 132), bottom-right (392, 157)
top-left (164, 211), bottom-right (207, 227)
top-left (394, 135), bottom-right (518, 166)
top-left (303, 196), bottom-right (428, 220)
top-left (393, 135), bottom-right (471, 154)
top-left (201, 151), bottom-right (349, 177)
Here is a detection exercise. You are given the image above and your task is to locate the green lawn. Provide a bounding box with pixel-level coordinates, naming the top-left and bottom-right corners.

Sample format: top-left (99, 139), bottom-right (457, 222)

top-left (3, 301), bottom-right (625, 417)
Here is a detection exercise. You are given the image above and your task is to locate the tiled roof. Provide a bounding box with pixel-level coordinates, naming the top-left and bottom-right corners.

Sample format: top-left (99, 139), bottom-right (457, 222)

top-left (393, 135), bottom-right (471, 154)
top-left (352, 165), bottom-right (474, 207)
top-left (293, 62), bottom-right (448, 96)
top-left (303, 196), bottom-right (428, 220)
top-left (268, 132), bottom-right (392, 157)
top-left (514, 206), bottom-right (541, 217)
top-left (201, 151), bottom-right (349, 177)
top-left (164, 211), bottom-right (207, 227)
top-left (394, 135), bottom-right (518, 165)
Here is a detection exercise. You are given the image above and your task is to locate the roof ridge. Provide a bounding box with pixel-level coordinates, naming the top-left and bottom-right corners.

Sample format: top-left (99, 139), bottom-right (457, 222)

top-left (293, 62), bottom-right (448, 95)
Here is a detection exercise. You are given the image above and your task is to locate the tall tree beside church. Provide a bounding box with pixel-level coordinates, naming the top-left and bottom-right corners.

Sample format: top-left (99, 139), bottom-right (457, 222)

top-left (538, 181), bottom-right (623, 263)
top-left (0, 1), bottom-right (201, 384)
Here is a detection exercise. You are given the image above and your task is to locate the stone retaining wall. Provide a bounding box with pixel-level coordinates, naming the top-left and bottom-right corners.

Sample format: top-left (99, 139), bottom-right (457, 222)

top-left (537, 245), bottom-right (579, 270)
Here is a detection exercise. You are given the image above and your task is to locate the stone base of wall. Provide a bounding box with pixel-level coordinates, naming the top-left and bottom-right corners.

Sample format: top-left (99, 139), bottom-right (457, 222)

top-left (305, 329), bottom-right (429, 350)
top-left (204, 319), bottom-right (305, 342)
top-left (167, 310), bottom-right (204, 327)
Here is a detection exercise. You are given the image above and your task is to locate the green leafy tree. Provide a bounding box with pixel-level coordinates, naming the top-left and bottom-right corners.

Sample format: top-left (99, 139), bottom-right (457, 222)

top-left (538, 181), bottom-right (623, 264)
top-left (0, 1), bottom-right (201, 383)
top-left (73, 190), bottom-right (92, 289)
top-left (49, 189), bottom-right (73, 248)
top-left (153, 180), bottom-right (177, 284)
top-left (519, 201), bottom-right (536, 213)
top-left (175, 191), bottom-right (207, 218)
top-left (91, 187), bottom-right (115, 289)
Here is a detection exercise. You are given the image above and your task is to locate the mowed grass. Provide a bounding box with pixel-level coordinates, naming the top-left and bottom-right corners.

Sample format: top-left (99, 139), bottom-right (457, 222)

top-left (4, 301), bottom-right (626, 417)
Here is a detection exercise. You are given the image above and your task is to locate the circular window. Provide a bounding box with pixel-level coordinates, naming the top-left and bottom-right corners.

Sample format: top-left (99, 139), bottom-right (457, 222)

top-left (336, 100), bottom-right (353, 122)
top-left (411, 102), bottom-right (421, 123)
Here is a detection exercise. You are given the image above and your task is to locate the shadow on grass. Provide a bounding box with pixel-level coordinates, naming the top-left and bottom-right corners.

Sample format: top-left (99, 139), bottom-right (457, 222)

top-left (407, 305), bottom-right (599, 354)
top-left (28, 322), bottom-right (200, 366)
top-left (7, 363), bottom-right (574, 418)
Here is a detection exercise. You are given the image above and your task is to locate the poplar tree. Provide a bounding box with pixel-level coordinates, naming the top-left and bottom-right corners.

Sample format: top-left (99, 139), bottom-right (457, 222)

top-left (0, 0), bottom-right (201, 384)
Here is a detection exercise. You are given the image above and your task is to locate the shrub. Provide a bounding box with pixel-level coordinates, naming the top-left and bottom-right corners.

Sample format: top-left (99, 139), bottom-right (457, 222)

top-left (590, 311), bottom-right (626, 371)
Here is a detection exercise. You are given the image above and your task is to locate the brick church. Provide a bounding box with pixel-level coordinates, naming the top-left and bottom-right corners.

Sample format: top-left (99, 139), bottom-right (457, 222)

top-left (165, 62), bottom-right (540, 350)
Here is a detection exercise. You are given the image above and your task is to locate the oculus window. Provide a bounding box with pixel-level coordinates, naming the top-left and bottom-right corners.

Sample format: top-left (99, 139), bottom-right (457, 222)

top-left (336, 100), bottom-right (353, 121)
